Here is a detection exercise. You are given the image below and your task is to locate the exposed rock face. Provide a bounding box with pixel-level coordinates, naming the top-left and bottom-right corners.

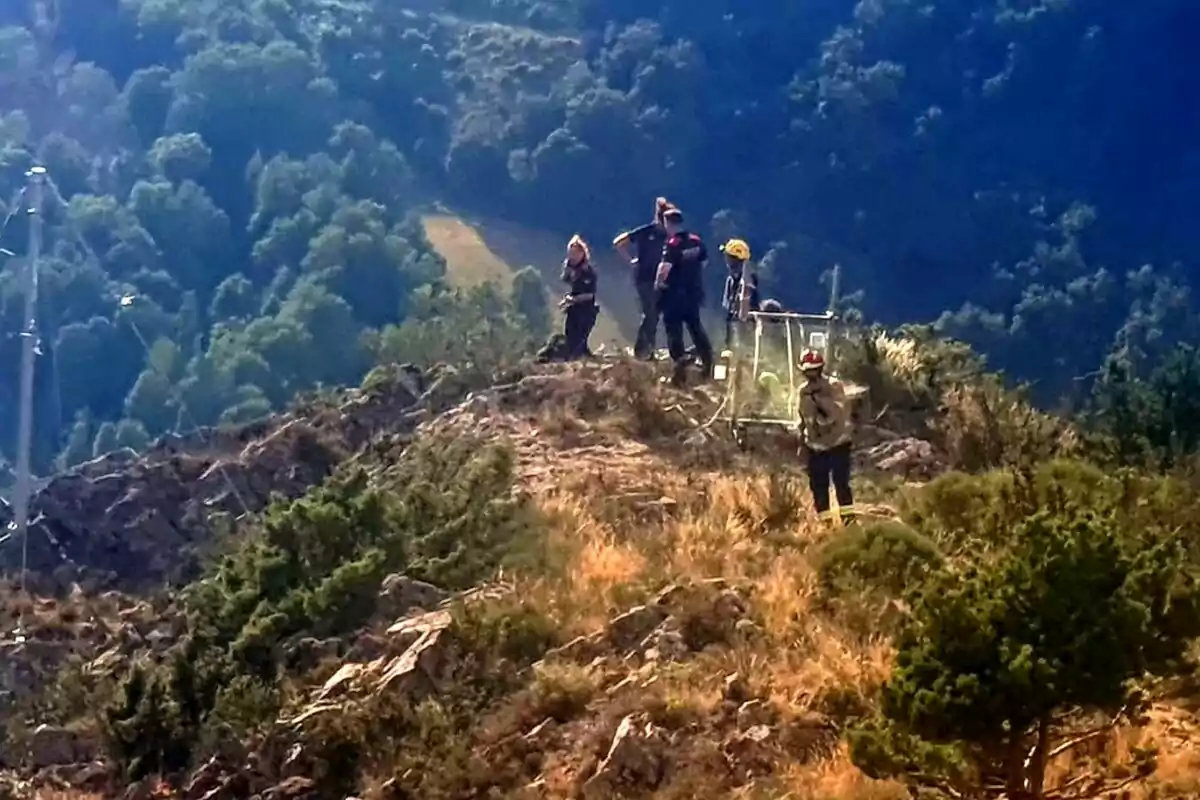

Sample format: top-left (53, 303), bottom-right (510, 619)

top-left (857, 425), bottom-right (945, 481)
top-left (0, 364), bottom-right (485, 594)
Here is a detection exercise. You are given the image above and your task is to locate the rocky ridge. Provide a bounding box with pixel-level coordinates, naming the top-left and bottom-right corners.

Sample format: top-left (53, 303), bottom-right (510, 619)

top-left (0, 361), bottom-right (942, 596)
top-left (0, 359), bottom-right (959, 799)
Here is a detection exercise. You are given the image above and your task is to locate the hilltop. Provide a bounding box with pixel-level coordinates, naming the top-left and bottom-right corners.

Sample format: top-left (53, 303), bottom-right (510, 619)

top-left (0, 0), bottom-right (1198, 796)
top-left (0, 331), bottom-right (1197, 799)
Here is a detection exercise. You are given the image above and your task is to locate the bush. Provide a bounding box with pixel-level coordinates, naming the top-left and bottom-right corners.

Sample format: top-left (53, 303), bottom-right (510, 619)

top-left (849, 503), bottom-right (1200, 798)
top-left (295, 596), bottom-right (561, 798)
top-left (934, 375), bottom-right (1078, 472)
top-left (813, 520), bottom-right (942, 598)
top-left (1088, 343), bottom-right (1200, 470)
top-left (838, 325), bottom-right (985, 415)
top-left (102, 432), bottom-right (538, 779)
top-left (186, 433), bottom-right (533, 662)
top-left (102, 666), bottom-right (192, 782)
top-left (901, 458), bottom-right (1200, 561)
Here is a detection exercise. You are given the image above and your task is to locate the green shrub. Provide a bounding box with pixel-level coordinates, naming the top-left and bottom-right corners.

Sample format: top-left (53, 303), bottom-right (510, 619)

top-left (102, 431), bottom-right (539, 779)
top-left (294, 597), bottom-right (561, 798)
top-left (1088, 343), bottom-right (1200, 470)
top-left (102, 665), bottom-right (192, 782)
top-left (901, 458), bottom-right (1200, 561)
top-left (814, 520), bottom-right (942, 598)
top-left (849, 504), bottom-right (1200, 798)
top-left (933, 375), bottom-right (1078, 472)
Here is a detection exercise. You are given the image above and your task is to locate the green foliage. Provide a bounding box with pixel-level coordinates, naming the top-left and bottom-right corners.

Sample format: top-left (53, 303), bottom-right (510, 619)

top-left (813, 520), bottom-right (942, 598)
top-left (511, 266), bottom-right (552, 342)
top-left (901, 458), bottom-right (1200, 561)
top-left (186, 432), bottom-right (531, 660)
top-left (102, 665), bottom-right (192, 782)
top-left (852, 472), bottom-right (1200, 797)
top-left (933, 375), bottom-right (1078, 472)
top-left (102, 431), bottom-right (538, 777)
top-left (1088, 343), bottom-right (1200, 470)
top-left (839, 325), bottom-right (986, 415)
top-left (292, 595), bottom-right (560, 798)
top-left (368, 282), bottom-right (531, 375)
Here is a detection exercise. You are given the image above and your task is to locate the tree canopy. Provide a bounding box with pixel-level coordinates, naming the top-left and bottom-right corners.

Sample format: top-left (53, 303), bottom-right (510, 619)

top-left (0, 0), bottom-right (1196, 474)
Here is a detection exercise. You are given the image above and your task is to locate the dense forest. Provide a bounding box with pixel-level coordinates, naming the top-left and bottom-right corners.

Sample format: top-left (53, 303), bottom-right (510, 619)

top-left (0, 0), bottom-right (1196, 476)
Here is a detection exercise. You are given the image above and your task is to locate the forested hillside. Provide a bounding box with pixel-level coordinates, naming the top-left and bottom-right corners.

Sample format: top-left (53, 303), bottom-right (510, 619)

top-left (0, 0), bottom-right (1197, 476)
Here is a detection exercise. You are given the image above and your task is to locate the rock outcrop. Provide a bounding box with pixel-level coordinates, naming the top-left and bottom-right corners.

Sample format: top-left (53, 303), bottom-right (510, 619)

top-left (0, 364), bottom-right (483, 594)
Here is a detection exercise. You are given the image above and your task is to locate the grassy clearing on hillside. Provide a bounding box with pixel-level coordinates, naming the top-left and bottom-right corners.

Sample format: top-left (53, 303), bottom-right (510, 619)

top-left (421, 212), bottom-right (631, 349)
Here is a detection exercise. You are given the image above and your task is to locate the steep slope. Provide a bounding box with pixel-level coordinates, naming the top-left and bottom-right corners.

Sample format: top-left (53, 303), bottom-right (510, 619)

top-left (0, 352), bottom-right (1195, 800)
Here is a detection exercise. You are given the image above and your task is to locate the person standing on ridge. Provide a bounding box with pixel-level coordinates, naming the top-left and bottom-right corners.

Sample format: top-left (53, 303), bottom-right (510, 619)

top-left (560, 234), bottom-right (599, 359)
top-left (655, 206), bottom-right (714, 385)
top-left (797, 350), bottom-right (856, 525)
top-left (719, 238), bottom-right (761, 349)
top-left (613, 197), bottom-right (671, 359)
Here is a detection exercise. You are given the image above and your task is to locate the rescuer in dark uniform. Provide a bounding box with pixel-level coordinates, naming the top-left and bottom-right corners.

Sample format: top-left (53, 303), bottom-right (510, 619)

top-left (560, 234), bottom-right (599, 359)
top-left (655, 206), bottom-right (714, 386)
top-left (613, 197), bottom-right (671, 359)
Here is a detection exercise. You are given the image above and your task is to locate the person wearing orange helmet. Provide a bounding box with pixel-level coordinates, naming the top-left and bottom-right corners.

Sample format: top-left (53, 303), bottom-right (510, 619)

top-left (797, 349), bottom-right (856, 525)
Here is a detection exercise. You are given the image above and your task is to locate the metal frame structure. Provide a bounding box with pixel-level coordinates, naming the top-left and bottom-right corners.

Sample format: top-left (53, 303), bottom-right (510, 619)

top-left (712, 263), bottom-right (845, 438)
top-left (715, 309), bottom-right (839, 431)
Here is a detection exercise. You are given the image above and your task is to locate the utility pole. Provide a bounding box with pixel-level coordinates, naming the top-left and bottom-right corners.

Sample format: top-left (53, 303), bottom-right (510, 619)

top-left (10, 166), bottom-right (45, 604)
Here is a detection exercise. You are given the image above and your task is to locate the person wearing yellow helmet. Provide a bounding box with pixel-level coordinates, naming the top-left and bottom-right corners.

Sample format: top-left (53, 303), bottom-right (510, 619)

top-left (719, 238), bottom-right (760, 348)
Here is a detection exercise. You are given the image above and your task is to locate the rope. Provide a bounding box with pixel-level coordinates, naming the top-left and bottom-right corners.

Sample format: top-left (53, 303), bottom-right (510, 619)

top-left (0, 188), bottom-right (27, 249)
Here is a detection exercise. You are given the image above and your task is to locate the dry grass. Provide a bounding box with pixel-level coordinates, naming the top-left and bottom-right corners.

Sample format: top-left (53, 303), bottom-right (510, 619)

top-left (502, 444), bottom-right (1200, 798)
top-left (517, 470), bottom-right (900, 796)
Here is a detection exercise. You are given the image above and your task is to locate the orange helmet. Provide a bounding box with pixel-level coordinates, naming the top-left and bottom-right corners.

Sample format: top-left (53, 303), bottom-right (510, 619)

top-left (800, 350), bottom-right (825, 372)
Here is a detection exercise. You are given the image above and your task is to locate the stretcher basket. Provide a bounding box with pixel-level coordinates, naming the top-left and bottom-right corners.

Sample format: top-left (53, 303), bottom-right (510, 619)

top-left (712, 309), bottom-right (853, 447)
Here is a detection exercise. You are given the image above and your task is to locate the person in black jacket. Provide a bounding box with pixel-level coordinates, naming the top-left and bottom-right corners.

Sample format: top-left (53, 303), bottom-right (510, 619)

top-left (719, 238), bottom-right (761, 349)
top-left (613, 197), bottom-right (671, 359)
top-left (655, 206), bottom-right (714, 385)
top-left (559, 234), bottom-right (598, 359)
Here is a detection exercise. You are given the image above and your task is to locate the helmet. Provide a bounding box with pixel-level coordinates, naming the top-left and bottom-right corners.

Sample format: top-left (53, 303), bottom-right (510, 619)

top-left (800, 350), bottom-right (825, 372)
top-left (720, 238), bottom-right (751, 262)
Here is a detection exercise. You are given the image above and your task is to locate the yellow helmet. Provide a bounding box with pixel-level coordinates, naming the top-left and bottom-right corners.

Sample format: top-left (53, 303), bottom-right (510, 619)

top-left (720, 238), bottom-right (750, 262)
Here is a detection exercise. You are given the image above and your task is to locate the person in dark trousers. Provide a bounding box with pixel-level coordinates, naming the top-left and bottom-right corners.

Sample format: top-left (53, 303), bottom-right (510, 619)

top-left (613, 197), bottom-right (671, 359)
top-left (560, 234), bottom-right (598, 359)
top-left (719, 238), bottom-right (761, 349)
top-left (797, 349), bottom-right (856, 526)
top-left (655, 206), bottom-right (714, 385)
